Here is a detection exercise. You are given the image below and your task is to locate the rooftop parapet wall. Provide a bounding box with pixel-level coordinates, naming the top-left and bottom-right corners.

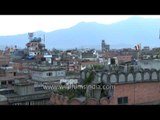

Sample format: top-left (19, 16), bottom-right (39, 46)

top-left (50, 93), bottom-right (112, 105)
top-left (29, 65), bottom-right (65, 71)
top-left (137, 59), bottom-right (160, 70)
top-left (50, 82), bottom-right (160, 105)
top-left (80, 69), bottom-right (160, 84)
top-left (50, 93), bottom-right (99, 105)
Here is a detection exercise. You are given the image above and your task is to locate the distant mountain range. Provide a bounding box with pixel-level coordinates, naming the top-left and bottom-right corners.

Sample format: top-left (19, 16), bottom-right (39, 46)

top-left (1, 16), bottom-right (160, 50)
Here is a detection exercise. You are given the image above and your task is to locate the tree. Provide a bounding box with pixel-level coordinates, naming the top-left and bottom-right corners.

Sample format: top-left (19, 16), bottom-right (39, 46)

top-left (83, 71), bottom-right (95, 85)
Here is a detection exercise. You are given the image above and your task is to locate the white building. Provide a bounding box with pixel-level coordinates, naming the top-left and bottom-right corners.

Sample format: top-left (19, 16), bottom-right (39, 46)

top-left (44, 55), bottom-right (52, 64)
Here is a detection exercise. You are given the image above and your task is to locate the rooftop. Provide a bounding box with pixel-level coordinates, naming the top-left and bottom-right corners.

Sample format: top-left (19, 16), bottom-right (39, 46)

top-left (0, 95), bottom-right (7, 101)
top-left (29, 64), bottom-right (65, 71)
top-left (0, 75), bottom-right (29, 81)
top-left (14, 81), bottom-right (34, 86)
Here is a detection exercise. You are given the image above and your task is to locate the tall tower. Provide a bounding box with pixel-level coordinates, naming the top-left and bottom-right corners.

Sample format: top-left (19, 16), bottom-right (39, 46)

top-left (101, 40), bottom-right (106, 52)
top-left (101, 40), bottom-right (110, 52)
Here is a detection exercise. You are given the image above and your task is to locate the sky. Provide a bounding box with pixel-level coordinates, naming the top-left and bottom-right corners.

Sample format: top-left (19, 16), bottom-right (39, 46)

top-left (0, 15), bottom-right (160, 36)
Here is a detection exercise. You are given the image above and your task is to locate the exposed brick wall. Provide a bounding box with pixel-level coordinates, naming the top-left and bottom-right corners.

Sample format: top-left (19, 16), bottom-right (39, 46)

top-left (112, 82), bottom-right (160, 104)
top-left (0, 55), bottom-right (10, 65)
top-left (135, 82), bottom-right (160, 104)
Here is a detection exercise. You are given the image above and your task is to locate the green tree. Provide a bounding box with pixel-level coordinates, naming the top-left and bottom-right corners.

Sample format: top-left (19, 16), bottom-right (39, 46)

top-left (83, 71), bottom-right (95, 85)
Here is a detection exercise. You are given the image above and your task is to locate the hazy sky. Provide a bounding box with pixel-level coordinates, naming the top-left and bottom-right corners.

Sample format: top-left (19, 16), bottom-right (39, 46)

top-left (0, 15), bottom-right (160, 36)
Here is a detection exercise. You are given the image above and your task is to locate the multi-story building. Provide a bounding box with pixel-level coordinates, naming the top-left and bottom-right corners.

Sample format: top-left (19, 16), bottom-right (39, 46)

top-left (0, 55), bottom-right (10, 66)
top-left (80, 69), bottom-right (160, 105)
top-left (80, 49), bottom-right (99, 61)
top-left (26, 33), bottom-right (45, 59)
top-left (0, 79), bottom-right (51, 105)
top-left (50, 68), bottom-right (160, 105)
top-left (0, 65), bottom-right (29, 88)
top-left (101, 40), bottom-right (110, 52)
top-left (29, 64), bottom-right (66, 82)
top-left (137, 59), bottom-right (160, 70)
top-left (117, 55), bottom-right (132, 64)
top-left (68, 60), bottom-right (80, 72)
top-left (0, 95), bottom-right (8, 105)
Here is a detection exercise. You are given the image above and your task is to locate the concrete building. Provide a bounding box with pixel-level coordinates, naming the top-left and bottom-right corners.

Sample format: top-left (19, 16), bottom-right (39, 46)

top-left (137, 59), bottom-right (160, 70)
top-left (0, 55), bottom-right (10, 66)
top-left (50, 69), bottom-right (160, 105)
top-left (14, 80), bottom-right (35, 95)
top-left (0, 66), bottom-right (29, 88)
top-left (0, 79), bottom-right (51, 105)
top-left (142, 46), bottom-right (150, 52)
top-left (12, 59), bottom-right (37, 74)
top-left (29, 64), bottom-right (66, 82)
top-left (43, 55), bottom-right (52, 64)
top-left (80, 49), bottom-right (99, 61)
top-left (79, 69), bottom-right (160, 105)
top-left (0, 95), bottom-right (8, 105)
top-left (26, 33), bottom-right (45, 58)
top-left (68, 60), bottom-right (80, 72)
top-left (7, 91), bottom-right (51, 105)
top-left (101, 40), bottom-right (110, 52)
top-left (10, 49), bottom-right (26, 61)
top-left (50, 70), bottom-right (160, 105)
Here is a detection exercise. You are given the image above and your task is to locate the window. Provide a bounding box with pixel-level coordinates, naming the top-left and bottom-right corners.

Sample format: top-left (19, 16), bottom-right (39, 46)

top-left (61, 71), bottom-right (64, 75)
top-left (1, 81), bottom-right (7, 85)
top-left (8, 80), bottom-right (13, 84)
top-left (14, 72), bottom-right (16, 76)
top-left (111, 58), bottom-right (115, 64)
top-left (117, 97), bottom-right (128, 105)
top-left (46, 72), bottom-right (52, 76)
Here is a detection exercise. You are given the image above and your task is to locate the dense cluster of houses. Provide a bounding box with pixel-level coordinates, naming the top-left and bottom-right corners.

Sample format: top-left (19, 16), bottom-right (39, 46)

top-left (1, 34), bottom-right (160, 105)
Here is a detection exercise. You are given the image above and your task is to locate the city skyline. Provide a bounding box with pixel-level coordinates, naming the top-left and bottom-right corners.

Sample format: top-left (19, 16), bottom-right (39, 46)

top-left (1, 15), bottom-right (160, 105)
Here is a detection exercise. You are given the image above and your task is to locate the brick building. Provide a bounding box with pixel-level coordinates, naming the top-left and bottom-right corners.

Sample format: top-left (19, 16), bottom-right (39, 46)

top-left (117, 55), bottom-right (132, 64)
top-left (0, 66), bottom-right (29, 88)
top-left (0, 55), bottom-right (10, 66)
top-left (80, 69), bottom-right (160, 105)
top-left (50, 69), bottom-right (160, 105)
